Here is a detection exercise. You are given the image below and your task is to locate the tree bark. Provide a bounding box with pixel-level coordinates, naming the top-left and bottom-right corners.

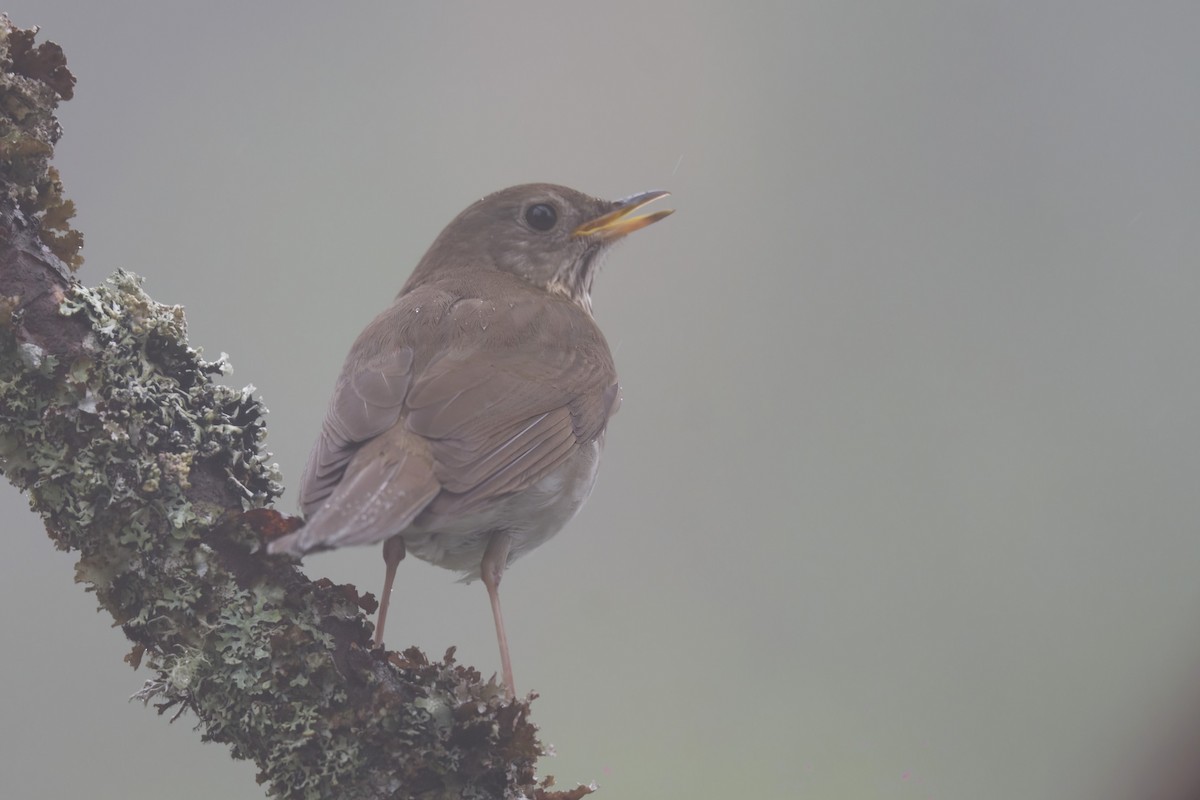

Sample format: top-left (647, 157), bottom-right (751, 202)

top-left (0, 16), bottom-right (589, 800)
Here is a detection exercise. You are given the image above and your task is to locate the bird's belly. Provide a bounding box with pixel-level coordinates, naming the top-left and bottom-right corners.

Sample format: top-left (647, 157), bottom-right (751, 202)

top-left (402, 438), bottom-right (604, 579)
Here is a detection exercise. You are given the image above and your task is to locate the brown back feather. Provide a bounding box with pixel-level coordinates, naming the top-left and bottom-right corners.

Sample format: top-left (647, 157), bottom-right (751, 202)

top-left (287, 271), bottom-right (617, 553)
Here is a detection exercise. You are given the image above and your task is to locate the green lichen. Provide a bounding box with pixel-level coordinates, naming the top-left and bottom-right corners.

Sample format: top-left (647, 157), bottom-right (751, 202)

top-left (0, 16), bottom-right (82, 269)
top-left (0, 268), bottom-right (564, 798)
top-left (0, 17), bottom-right (583, 797)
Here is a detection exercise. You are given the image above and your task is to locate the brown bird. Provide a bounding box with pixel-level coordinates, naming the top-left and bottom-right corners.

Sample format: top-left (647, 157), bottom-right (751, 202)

top-left (269, 183), bottom-right (672, 696)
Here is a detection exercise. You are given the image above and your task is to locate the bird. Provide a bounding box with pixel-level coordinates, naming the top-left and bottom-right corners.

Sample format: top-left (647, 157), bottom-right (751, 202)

top-left (269, 183), bottom-right (672, 697)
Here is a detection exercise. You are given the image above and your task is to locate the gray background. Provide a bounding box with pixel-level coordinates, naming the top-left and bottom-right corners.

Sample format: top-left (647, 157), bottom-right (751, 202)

top-left (3, 3), bottom-right (1199, 799)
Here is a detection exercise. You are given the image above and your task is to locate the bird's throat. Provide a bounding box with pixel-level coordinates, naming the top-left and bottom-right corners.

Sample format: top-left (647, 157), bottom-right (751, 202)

top-left (546, 249), bottom-right (603, 315)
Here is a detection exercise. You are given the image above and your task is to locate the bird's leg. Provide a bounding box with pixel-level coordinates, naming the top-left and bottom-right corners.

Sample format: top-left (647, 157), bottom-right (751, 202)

top-left (374, 535), bottom-right (406, 647)
top-left (480, 531), bottom-right (515, 698)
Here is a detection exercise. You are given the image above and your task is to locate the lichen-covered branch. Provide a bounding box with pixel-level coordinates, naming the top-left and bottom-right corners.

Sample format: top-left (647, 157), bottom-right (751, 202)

top-left (0, 17), bottom-right (588, 800)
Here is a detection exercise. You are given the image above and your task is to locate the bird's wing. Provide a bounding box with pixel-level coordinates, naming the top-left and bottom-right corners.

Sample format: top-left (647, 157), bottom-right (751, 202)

top-left (274, 335), bottom-right (431, 554)
top-left (297, 344), bottom-right (416, 515)
top-left (276, 282), bottom-right (617, 554)
top-left (404, 315), bottom-right (618, 522)
top-left (279, 421), bottom-right (440, 553)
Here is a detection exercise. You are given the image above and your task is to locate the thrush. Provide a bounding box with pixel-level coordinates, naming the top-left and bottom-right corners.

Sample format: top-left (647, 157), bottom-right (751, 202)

top-left (269, 183), bottom-right (672, 696)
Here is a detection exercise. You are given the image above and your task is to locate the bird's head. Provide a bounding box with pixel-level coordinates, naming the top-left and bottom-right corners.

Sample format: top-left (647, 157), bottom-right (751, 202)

top-left (408, 183), bottom-right (673, 310)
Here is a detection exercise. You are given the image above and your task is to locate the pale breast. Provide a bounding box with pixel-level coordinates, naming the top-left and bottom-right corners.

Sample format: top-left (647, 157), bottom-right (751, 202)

top-left (402, 436), bottom-right (605, 579)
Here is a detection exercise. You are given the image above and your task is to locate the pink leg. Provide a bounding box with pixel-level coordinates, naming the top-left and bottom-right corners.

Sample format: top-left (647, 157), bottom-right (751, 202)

top-left (481, 531), bottom-right (515, 698)
top-left (374, 535), bottom-right (406, 647)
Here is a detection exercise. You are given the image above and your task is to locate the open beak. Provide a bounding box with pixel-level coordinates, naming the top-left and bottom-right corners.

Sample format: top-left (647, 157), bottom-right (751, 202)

top-left (573, 190), bottom-right (674, 239)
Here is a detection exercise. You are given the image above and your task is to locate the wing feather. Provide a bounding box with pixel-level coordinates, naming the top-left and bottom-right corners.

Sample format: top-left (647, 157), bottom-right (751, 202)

top-left (287, 273), bottom-right (619, 555)
top-left (297, 345), bottom-right (414, 516)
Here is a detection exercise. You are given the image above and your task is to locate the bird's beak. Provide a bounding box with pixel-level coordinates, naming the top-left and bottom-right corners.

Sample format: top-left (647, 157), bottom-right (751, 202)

top-left (573, 190), bottom-right (674, 239)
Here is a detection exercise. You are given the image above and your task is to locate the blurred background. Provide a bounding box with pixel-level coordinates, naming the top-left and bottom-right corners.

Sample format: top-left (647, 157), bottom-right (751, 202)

top-left (3, 3), bottom-right (1200, 799)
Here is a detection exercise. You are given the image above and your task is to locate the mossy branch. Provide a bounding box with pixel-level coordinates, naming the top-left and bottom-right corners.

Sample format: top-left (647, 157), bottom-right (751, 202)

top-left (0, 17), bottom-right (590, 800)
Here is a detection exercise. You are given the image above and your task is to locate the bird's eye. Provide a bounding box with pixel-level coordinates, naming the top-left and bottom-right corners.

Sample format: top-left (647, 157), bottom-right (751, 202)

top-left (524, 203), bottom-right (558, 231)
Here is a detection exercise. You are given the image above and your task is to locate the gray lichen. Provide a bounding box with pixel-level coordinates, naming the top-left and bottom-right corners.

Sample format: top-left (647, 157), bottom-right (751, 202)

top-left (0, 265), bottom-right (554, 799)
top-left (0, 15), bottom-right (82, 269)
top-left (0, 16), bottom-right (588, 800)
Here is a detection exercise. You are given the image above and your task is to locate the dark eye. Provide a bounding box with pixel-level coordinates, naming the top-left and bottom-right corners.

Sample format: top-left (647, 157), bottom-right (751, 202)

top-left (524, 203), bottom-right (558, 231)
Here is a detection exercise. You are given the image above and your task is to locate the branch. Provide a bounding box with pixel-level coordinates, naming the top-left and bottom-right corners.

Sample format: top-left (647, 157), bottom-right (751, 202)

top-left (0, 17), bottom-right (589, 800)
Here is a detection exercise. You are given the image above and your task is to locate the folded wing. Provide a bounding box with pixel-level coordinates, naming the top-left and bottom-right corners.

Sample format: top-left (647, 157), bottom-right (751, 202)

top-left (273, 277), bottom-right (618, 555)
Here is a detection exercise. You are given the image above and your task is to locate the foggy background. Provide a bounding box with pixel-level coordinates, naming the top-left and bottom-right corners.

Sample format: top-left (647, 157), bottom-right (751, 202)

top-left (3, 3), bottom-right (1199, 799)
